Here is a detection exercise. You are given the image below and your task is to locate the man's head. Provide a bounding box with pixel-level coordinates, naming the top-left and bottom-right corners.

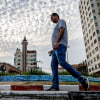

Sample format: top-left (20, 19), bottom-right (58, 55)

top-left (51, 13), bottom-right (59, 23)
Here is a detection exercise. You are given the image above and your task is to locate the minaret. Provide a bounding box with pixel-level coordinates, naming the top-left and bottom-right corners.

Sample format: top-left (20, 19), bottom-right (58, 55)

top-left (22, 36), bottom-right (28, 72)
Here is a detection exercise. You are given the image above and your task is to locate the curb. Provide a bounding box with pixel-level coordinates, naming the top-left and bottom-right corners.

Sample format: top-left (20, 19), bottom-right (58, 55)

top-left (0, 85), bottom-right (100, 91)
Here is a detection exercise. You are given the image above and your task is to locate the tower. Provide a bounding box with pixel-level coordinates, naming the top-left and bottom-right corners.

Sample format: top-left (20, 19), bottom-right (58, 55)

top-left (22, 36), bottom-right (28, 72)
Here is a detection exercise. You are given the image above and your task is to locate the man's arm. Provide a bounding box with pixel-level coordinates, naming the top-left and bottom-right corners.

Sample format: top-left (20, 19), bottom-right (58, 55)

top-left (56, 28), bottom-right (65, 43)
top-left (54, 28), bottom-right (65, 50)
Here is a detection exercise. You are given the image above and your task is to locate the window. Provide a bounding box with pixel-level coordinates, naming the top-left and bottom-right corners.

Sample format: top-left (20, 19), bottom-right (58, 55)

top-left (82, 6), bottom-right (83, 9)
top-left (91, 59), bottom-right (93, 64)
top-left (92, 67), bottom-right (94, 71)
top-left (87, 39), bottom-right (89, 43)
top-left (80, 10), bottom-right (81, 14)
top-left (14, 58), bottom-right (16, 61)
top-left (30, 59), bottom-right (36, 61)
top-left (91, 4), bottom-right (94, 7)
top-left (81, 15), bottom-right (82, 19)
top-left (94, 16), bottom-right (96, 20)
top-left (87, 17), bottom-right (88, 22)
top-left (94, 57), bottom-right (96, 62)
top-left (90, 36), bottom-right (92, 40)
top-left (89, 12), bottom-right (91, 17)
top-left (86, 33), bottom-right (88, 37)
top-left (18, 63), bottom-right (20, 65)
top-left (33, 62), bottom-right (36, 65)
top-left (96, 30), bottom-right (99, 34)
top-left (30, 59), bottom-right (33, 61)
top-left (93, 32), bottom-right (95, 37)
top-left (84, 1), bottom-right (85, 4)
top-left (90, 53), bottom-right (92, 57)
top-left (87, 1), bottom-right (89, 6)
top-left (33, 59), bottom-right (36, 61)
top-left (87, 55), bottom-right (89, 59)
top-left (85, 7), bottom-right (86, 10)
top-left (92, 10), bottom-right (95, 13)
top-left (91, 43), bottom-right (93, 47)
top-left (95, 23), bottom-right (98, 27)
top-left (91, 25), bottom-right (94, 30)
top-left (98, 63), bottom-right (100, 68)
top-left (95, 47), bottom-right (98, 51)
top-left (85, 42), bottom-right (87, 46)
top-left (98, 37), bottom-right (100, 41)
top-left (97, 3), bottom-right (100, 7)
top-left (84, 36), bottom-right (86, 41)
top-left (84, 16), bottom-right (85, 20)
top-left (89, 30), bottom-right (91, 34)
top-left (18, 55), bottom-right (21, 57)
top-left (89, 46), bottom-right (90, 50)
top-left (90, 19), bottom-right (93, 23)
top-left (92, 50), bottom-right (95, 54)
top-left (88, 61), bottom-right (90, 65)
top-left (27, 59), bottom-right (29, 61)
top-left (95, 65), bottom-right (97, 69)
top-left (97, 55), bottom-right (99, 60)
top-left (83, 11), bottom-right (84, 14)
top-left (33, 55), bottom-right (36, 57)
top-left (99, 9), bottom-right (100, 13)
top-left (30, 55), bottom-right (36, 57)
top-left (94, 39), bottom-right (97, 44)
top-left (86, 48), bottom-right (88, 52)
top-left (82, 25), bottom-right (84, 29)
top-left (17, 67), bottom-right (21, 70)
top-left (89, 69), bottom-right (91, 72)
top-left (81, 20), bottom-right (83, 24)
top-left (88, 23), bottom-right (90, 27)
top-left (18, 59), bottom-right (21, 61)
top-left (88, 7), bottom-right (90, 11)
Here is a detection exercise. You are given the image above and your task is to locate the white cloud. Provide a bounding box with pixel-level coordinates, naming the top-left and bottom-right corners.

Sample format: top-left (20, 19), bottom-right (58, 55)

top-left (0, 0), bottom-right (86, 70)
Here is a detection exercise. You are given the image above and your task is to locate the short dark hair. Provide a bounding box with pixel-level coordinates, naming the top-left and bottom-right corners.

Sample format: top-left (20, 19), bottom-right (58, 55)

top-left (51, 13), bottom-right (59, 19)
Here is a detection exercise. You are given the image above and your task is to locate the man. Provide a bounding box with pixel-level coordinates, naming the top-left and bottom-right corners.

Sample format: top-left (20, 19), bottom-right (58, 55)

top-left (47, 13), bottom-right (89, 91)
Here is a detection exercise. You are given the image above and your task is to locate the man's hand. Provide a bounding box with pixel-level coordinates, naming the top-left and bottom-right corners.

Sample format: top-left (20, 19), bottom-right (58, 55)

top-left (54, 43), bottom-right (59, 50)
top-left (48, 50), bottom-right (53, 56)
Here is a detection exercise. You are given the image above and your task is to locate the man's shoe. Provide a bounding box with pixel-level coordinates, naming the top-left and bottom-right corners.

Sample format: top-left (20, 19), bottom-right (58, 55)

top-left (46, 87), bottom-right (59, 91)
top-left (82, 78), bottom-right (89, 91)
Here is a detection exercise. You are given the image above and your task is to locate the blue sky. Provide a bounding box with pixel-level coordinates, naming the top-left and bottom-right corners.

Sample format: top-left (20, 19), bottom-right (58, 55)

top-left (0, 0), bottom-right (86, 72)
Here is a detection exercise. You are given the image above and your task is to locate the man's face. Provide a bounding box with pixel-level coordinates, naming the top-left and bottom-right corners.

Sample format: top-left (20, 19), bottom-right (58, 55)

top-left (51, 15), bottom-right (58, 23)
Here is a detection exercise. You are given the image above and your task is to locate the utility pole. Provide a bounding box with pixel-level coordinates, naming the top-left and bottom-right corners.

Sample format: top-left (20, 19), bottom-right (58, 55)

top-left (67, 46), bottom-right (70, 63)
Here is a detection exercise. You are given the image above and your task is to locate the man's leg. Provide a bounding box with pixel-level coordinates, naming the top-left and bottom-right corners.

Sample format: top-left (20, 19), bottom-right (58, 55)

top-left (51, 50), bottom-right (59, 89)
top-left (55, 45), bottom-right (84, 84)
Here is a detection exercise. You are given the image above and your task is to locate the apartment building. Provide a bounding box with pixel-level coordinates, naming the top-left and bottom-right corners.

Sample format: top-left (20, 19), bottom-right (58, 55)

top-left (79, 0), bottom-right (100, 74)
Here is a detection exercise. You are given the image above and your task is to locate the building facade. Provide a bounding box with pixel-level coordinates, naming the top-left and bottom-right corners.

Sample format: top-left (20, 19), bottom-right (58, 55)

top-left (79, 0), bottom-right (100, 74)
top-left (14, 37), bottom-right (37, 72)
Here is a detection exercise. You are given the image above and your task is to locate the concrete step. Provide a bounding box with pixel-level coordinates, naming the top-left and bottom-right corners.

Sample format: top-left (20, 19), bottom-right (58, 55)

top-left (0, 91), bottom-right (69, 100)
top-left (0, 85), bottom-right (100, 91)
top-left (0, 91), bottom-right (100, 100)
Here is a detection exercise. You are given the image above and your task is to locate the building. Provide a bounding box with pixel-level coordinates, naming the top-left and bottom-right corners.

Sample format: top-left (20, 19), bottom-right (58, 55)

top-left (79, 0), bottom-right (100, 74)
top-left (58, 61), bottom-right (88, 74)
top-left (74, 61), bottom-right (88, 75)
top-left (14, 37), bottom-right (37, 72)
top-left (58, 67), bottom-right (66, 72)
top-left (0, 63), bottom-right (22, 74)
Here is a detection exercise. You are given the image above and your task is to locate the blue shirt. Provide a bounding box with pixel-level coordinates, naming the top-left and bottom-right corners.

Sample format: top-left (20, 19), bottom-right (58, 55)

top-left (52, 19), bottom-right (68, 48)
